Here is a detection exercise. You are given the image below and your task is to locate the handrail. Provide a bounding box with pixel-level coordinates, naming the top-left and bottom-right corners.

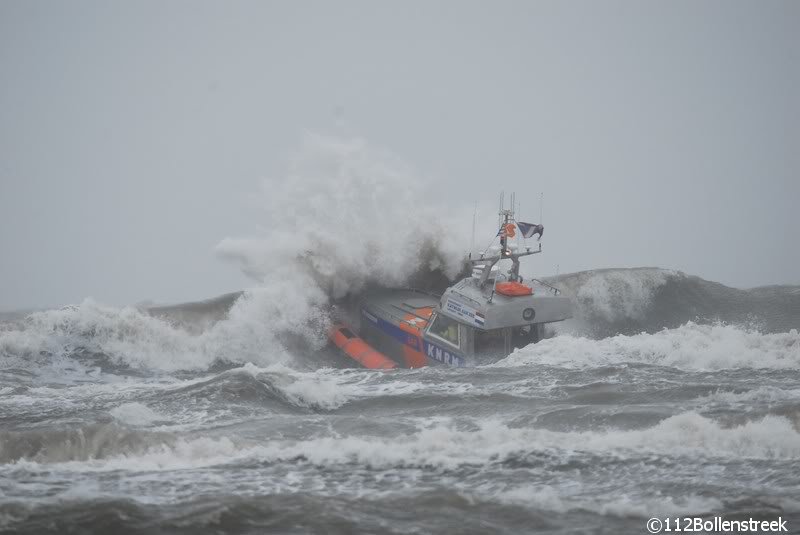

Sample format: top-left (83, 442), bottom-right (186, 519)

top-left (529, 278), bottom-right (562, 296)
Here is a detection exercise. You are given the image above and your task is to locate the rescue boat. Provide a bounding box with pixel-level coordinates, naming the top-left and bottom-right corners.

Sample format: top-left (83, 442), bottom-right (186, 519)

top-left (329, 195), bottom-right (572, 368)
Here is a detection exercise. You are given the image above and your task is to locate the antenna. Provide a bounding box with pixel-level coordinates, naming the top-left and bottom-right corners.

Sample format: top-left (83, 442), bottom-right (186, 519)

top-left (539, 192), bottom-right (544, 224)
top-left (470, 201), bottom-right (477, 257)
top-left (498, 191), bottom-right (504, 228)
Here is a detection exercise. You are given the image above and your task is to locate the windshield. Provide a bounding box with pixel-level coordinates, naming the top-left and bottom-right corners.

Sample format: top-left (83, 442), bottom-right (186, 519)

top-left (428, 313), bottom-right (460, 348)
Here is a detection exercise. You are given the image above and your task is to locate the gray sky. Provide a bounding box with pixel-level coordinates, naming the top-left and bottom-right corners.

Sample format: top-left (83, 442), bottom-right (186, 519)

top-left (1, 0), bottom-right (798, 310)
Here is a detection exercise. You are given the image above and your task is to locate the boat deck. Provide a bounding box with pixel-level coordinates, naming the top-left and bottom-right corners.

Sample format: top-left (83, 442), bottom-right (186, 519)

top-left (361, 289), bottom-right (438, 330)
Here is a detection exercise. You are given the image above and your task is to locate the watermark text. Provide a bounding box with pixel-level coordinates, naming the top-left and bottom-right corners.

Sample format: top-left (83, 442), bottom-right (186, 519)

top-left (646, 517), bottom-right (787, 533)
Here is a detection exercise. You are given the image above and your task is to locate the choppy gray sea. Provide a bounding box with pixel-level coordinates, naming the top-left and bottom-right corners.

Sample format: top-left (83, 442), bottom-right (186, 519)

top-left (1, 268), bottom-right (799, 534)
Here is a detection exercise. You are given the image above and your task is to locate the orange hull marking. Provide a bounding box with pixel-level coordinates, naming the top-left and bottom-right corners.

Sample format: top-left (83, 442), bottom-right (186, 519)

top-left (329, 325), bottom-right (397, 370)
top-left (398, 315), bottom-right (428, 368)
top-left (415, 307), bottom-right (434, 319)
top-left (401, 345), bottom-right (427, 368)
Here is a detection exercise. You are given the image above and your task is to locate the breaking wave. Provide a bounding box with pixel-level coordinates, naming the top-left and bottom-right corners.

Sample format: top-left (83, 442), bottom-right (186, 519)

top-left (554, 267), bottom-right (800, 337)
top-left (2, 135), bottom-right (799, 535)
top-left (6, 411), bottom-right (798, 469)
top-left (2, 271), bottom-right (798, 375)
top-left (0, 135), bottom-right (798, 377)
top-left (215, 134), bottom-right (469, 298)
top-left (498, 322), bottom-right (800, 371)
top-left (0, 135), bottom-right (471, 373)
top-left (0, 285), bottom-right (328, 373)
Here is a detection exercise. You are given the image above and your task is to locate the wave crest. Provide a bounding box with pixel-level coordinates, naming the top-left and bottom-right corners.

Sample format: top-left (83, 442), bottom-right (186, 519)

top-left (498, 322), bottom-right (800, 371)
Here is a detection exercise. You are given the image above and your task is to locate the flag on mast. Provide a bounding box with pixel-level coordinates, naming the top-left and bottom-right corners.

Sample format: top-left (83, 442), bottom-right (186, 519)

top-left (516, 222), bottom-right (544, 240)
top-left (497, 223), bottom-right (516, 238)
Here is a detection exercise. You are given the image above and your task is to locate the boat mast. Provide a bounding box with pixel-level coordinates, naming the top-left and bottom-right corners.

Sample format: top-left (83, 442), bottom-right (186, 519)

top-left (472, 192), bottom-right (541, 288)
top-left (499, 192), bottom-right (515, 258)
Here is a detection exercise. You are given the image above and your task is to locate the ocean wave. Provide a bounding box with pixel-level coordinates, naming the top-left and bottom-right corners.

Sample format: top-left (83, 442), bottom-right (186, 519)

top-left (553, 268), bottom-right (800, 337)
top-left (483, 486), bottom-right (724, 518)
top-left (555, 267), bottom-right (679, 323)
top-left (497, 322), bottom-right (800, 371)
top-left (109, 403), bottom-right (165, 426)
top-left (0, 423), bottom-right (174, 464)
top-left (0, 287), bottom-right (325, 373)
top-left (7, 411), bottom-right (797, 470)
top-left (0, 135), bottom-right (472, 374)
top-left (695, 386), bottom-right (800, 405)
top-left (1, 138), bottom-right (797, 377)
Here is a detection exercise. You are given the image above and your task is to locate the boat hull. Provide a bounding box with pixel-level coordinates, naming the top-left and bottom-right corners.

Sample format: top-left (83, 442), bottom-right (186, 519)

top-left (329, 284), bottom-right (572, 369)
top-left (329, 324), bottom-right (397, 369)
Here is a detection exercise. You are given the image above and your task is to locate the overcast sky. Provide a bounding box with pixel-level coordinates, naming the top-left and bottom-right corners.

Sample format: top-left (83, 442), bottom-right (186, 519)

top-left (1, 0), bottom-right (798, 310)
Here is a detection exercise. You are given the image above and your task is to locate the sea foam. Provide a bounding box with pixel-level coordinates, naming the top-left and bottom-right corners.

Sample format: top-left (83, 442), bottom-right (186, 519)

top-left (497, 322), bottom-right (800, 371)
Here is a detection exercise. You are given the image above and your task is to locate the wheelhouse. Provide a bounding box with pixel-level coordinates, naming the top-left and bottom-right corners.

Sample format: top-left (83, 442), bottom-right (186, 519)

top-left (422, 310), bottom-right (542, 363)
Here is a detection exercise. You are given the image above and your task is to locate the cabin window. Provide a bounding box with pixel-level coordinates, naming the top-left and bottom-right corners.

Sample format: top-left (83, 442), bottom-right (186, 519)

top-left (474, 326), bottom-right (538, 358)
top-left (428, 313), bottom-right (460, 348)
top-left (474, 328), bottom-right (507, 356)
